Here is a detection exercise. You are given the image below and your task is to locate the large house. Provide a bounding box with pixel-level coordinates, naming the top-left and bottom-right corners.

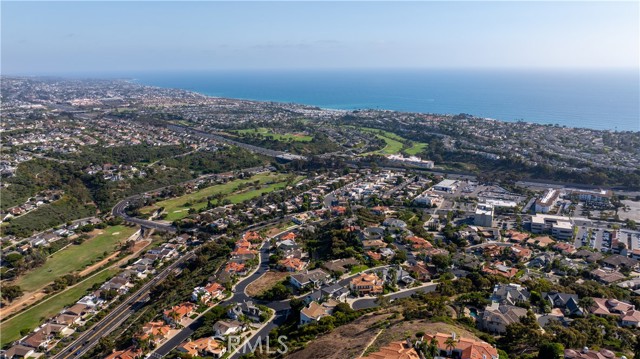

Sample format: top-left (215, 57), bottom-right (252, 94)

top-left (137, 321), bottom-right (171, 345)
top-left (590, 298), bottom-right (640, 327)
top-left (423, 333), bottom-right (499, 359)
top-left (163, 302), bottom-right (196, 325)
top-left (300, 300), bottom-right (338, 326)
top-left (350, 272), bottom-right (384, 296)
top-left (289, 269), bottom-right (331, 289)
top-left (227, 301), bottom-right (263, 322)
top-left (212, 320), bottom-right (244, 337)
top-left (541, 292), bottom-right (583, 316)
top-left (490, 283), bottom-right (530, 306)
top-left (191, 282), bottom-right (225, 304)
top-left (278, 257), bottom-right (307, 272)
top-left (356, 341), bottom-right (419, 359)
top-left (480, 304), bottom-right (528, 334)
top-left (177, 337), bottom-right (227, 358)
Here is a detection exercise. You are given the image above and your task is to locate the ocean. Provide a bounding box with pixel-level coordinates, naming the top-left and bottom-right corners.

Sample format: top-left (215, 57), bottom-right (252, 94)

top-left (130, 69), bottom-right (640, 131)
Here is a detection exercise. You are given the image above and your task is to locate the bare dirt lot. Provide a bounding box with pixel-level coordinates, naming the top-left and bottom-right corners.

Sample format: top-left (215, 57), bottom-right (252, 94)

top-left (285, 312), bottom-right (394, 359)
top-left (245, 271), bottom-right (289, 297)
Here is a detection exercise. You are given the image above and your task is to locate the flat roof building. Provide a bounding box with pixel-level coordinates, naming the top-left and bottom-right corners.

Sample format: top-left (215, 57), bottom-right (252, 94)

top-left (433, 179), bottom-right (458, 193)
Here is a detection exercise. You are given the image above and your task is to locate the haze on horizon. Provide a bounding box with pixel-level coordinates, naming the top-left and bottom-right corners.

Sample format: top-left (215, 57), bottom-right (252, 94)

top-left (1, 1), bottom-right (639, 75)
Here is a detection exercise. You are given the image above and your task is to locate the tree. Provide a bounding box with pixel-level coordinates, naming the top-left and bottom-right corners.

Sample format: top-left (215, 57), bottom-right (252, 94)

top-left (578, 297), bottom-right (595, 316)
top-left (1, 285), bottom-right (23, 302)
top-left (444, 335), bottom-right (458, 352)
top-left (634, 336), bottom-right (640, 359)
top-left (537, 342), bottom-right (564, 359)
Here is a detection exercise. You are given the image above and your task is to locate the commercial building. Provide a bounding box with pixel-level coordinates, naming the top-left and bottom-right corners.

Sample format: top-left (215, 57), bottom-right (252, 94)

top-left (534, 189), bottom-right (559, 213)
top-left (530, 214), bottom-right (590, 240)
top-left (385, 154), bottom-right (434, 169)
top-left (474, 203), bottom-right (494, 227)
top-left (433, 179), bottom-right (458, 193)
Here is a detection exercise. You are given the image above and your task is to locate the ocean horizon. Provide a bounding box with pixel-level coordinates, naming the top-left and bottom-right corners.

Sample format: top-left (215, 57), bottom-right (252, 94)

top-left (127, 69), bottom-right (639, 132)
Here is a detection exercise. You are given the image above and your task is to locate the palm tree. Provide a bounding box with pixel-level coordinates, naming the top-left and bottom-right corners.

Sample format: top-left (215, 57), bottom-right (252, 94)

top-left (444, 335), bottom-right (458, 354)
top-left (169, 310), bottom-right (180, 325)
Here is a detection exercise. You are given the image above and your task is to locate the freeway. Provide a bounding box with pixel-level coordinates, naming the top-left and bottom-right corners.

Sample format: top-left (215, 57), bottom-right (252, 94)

top-left (166, 124), bottom-right (307, 161)
top-left (51, 252), bottom-right (195, 359)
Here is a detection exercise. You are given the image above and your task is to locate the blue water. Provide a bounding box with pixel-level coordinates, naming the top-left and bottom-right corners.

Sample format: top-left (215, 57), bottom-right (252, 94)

top-left (130, 69), bottom-right (639, 131)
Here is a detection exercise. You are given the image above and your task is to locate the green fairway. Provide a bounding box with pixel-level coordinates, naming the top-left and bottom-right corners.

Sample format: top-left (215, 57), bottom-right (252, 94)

top-left (144, 173), bottom-right (297, 221)
top-left (353, 127), bottom-right (428, 156)
top-left (1, 269), bottom-right (117, 346)
top-left (404, 142), bottom-right (428, 155)
top-left (235, 128), bottom-right (312, 142)
top-left (14, 225), bottom-right (137, 292)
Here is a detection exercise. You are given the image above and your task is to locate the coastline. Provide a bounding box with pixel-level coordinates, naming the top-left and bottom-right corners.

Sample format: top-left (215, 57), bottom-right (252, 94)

top-left (128, 69), bottom-right (640, 132)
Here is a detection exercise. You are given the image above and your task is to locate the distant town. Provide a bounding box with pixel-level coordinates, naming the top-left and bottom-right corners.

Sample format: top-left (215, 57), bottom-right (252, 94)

top-left (1, 76), bottom-right (640, 359)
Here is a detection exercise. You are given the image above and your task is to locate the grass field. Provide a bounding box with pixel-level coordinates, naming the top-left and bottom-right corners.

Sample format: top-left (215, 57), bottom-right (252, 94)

top-left (404, 142), bottom-right (428, 155)
top-left (356, 127), bottom-right (428, 156)
top-left (14, 225), bottom-right (137, 292)
top-left (1, 268), bottom-right (117, 346)
top-left (142, 173), bottom-right (297, 221)
top-left (235, 128), bottom-right (313, 142)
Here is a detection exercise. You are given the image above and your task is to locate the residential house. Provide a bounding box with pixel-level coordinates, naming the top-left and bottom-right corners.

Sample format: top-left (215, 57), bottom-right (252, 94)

top-left (362, 239), bottom-right (387, 250)
top-left (602, 255), bottom-right (638, 270)
top-left (482, 262), bottom-right (518, 279)
top-left (278, 257), bottom-right (307, 272)
top-left (480, 304), bottom-right (529, 334)
top-left (227, 301), bottom-right (262, 322)
top-left (21, 323), bottom-right (68, 350)
top-left (491, 283), bottom-right (530, 305)
top-left (191, 282), bottom-right (225, 304)
top-left (542, 292), bottom-right (583, 316)
top-left (104, 347), bottom-right (142, 359)
top-left (350, 272), bottom-right (384, 296)
top-left (177, 338), bottom-right (226, 359)
top-left (356, 341), bottom-right (419, 359)
top-left (300, 300), bottom-right (338, 326)
top-left (405, 236), bottom-right (433, 251)
top-left (591, 269), bottom-right (626, 284)
top-left (1, 345), bottom-right (36, 359)
top-left (383, 218), bottom-right (407, 231)
top-left (163, 302), bottom-right (196, 325)
top-left (243, 231), bottom-right (262, 243)
top-left (564, 348), bottom-right (622, 359)
top-left (224, 261), bottom-right (247, 276)
top-left (212, 320), bottom-right (244, 337)
top-left (289, 269), bottom-right (331, 290)
top-left (137, 321), bottom-right (171, 345)
top-left (322, 258), bottom-right (359, 274)
top-left (423, 332), bottom-right (499, 359)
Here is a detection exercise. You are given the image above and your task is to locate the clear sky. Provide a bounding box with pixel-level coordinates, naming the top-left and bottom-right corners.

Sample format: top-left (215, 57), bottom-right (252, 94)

top-left (2, 1), bottom-right (638, 75)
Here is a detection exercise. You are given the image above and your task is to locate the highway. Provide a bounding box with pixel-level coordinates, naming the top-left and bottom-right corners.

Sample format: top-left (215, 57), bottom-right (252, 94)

top-left (166, 124), bottom-right (307, 161)
top-left (51, 252), bottom-right (194, 359)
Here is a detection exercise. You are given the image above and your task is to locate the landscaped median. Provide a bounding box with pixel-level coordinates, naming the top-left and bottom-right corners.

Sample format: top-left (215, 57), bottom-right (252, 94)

top-left (1, 268), bottom-right (118, 346)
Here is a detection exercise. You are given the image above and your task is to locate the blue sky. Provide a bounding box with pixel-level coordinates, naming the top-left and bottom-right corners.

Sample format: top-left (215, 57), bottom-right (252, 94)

top-left (2, 1), bottom-right (638, 74)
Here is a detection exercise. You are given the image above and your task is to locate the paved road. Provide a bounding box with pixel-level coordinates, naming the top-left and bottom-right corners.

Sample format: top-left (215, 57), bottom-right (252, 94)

top-left (351, 283), bottom-right (438, 310)
top-left (166, 124), bottom-right (306, 161)
top-left (51, 253), bottom-right (194, 359)
top-left (110, 165), bottom-right (269, 232)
